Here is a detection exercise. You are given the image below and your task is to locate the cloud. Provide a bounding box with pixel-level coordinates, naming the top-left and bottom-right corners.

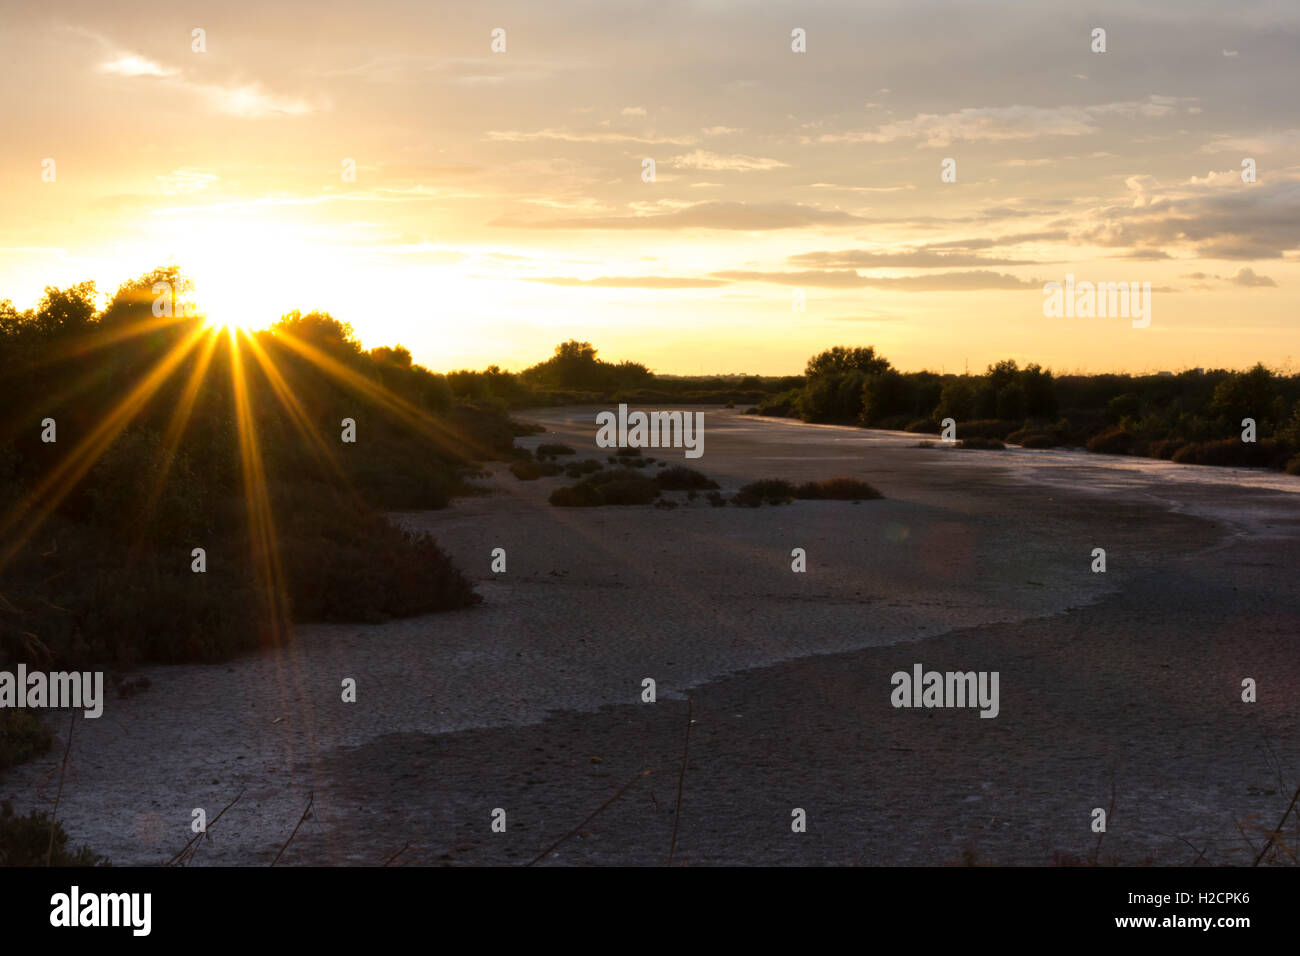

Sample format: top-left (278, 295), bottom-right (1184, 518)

top-left (195, 81), bottom-right (319, 118)
top-left (621, 106), bottom-right (647, 117)
top-left (99, 54), bottom-right (177, 77)
top-left (1201, 129), bottom-right (1300, 153)
top-left (807, 182), bottom-right (914, 193)
top-left (1080, 174), bottom-right (1300, 259)
top-left (818, 97), bottom-right (1197, 147)
top-left (524, 275), bottom-right (727, 288)
top-left (156, 168), bottom-right (218, 195)
top-left (702, 126), bottom-right (742, 136)
top-left (1231, 267), bottom-right (1277, 287)
top-left (825, 314), bottom-right (903, 323)
top-left (669, 150), bottom-right (788, 172)
top-left (932, 230), bottom-right (1069, 249)
top-left (787, 248), bottom-right (1041, 268)
top-left (486, 128), bottom-right (696, 145)
top-left (90, 40), bottom-right (317, 118)
top-left (1109, 249), bottom-right (1173, 260)
top-left (496, 201), bottom-right (867, 231)
top-left (710, 269), bottom-right (1039, 290)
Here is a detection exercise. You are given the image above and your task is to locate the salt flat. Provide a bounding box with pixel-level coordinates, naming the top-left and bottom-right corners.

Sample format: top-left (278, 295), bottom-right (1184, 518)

top-left (6, 407), bottom-right (1298, 865)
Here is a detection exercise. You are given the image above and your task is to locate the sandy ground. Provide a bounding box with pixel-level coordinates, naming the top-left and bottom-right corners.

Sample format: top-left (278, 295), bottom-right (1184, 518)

top-left (4, 406), bottom-right (1298, 866)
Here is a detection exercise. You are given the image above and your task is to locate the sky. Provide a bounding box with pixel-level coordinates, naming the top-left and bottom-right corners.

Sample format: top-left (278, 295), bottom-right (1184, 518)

top-left (1, 0), bottom-right (1297, 375)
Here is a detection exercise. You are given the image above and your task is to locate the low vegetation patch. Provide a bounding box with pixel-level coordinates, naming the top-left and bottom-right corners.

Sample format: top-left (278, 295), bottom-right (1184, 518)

top-left (794, 477), bottom-right (883, 500)
top-left (733, 479), bottom-right (797, 507)
top-left (0, 710), bottom-right (52, 772)
top-left (549, 468), bottom-right (661, 507)
top-left (0, 801), bottom-right (106, 866)
top-left (654, 466), bottom-right (719, 491)
top-left (956, 436), bottom-right (1006, 450)
top-left (536, 442), bottom-right (575, 456)
top-left (563, 458), bottom-right (604, 478)
top-left (508, 459), bottom-right (563, 480)
top-left (1086, 427), bottom-right (1137, 456)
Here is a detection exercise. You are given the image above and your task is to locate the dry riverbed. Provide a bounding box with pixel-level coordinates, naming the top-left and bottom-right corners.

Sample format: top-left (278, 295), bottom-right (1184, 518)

top-left (4, 407), bottom-right (1298, 865)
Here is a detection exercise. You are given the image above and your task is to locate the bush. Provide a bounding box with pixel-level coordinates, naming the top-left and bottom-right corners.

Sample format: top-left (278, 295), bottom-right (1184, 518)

top-left (563, 458), bottom-right (604, 478)
top-left (1148, 438), bottom-right (1188, 460)
top-left (706, 491), bottom-right (727, 507)
top-left (591, 474), bottom-right (661, 505)
top-left (1006, 427), bottom-right (1060, 447)
top-left (549, 469), bottom-right (660, 507)
top-left (0, 710), bottom-right (52, 772)
top-left (654, 466), bottom-right (719, 491)
top-left (273, 490), bottom-right (481, 622)
top-left (794, 477), bottom-right (883, 500)
top-left (954, 419), bottom-right (1019, 440)
top-left (1170, 439), bottom-right (1280, 468)
top-left (956, 437), bottom-right (1006, 450)
top-left (508, 459), bottom-right (562, 480)
top-left (734, 479), bottom-right (796, 506)
top-left (1020, 434), bottom-right (1056, 449)
top-left (1287, 455), bottom-right (1300, 476)
top-left (1086, 427), bottom-right (1136, 456)
top-left (537, 443), bottom-right (575, 456)
top-left (0, 801), bottom-right (106, 867)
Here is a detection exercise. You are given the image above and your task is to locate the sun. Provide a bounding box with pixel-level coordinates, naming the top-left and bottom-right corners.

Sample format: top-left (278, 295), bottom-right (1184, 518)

top-left (199, 310), bottom-right (255, 333)
top-left (168, 214), bottom-right (323, 334)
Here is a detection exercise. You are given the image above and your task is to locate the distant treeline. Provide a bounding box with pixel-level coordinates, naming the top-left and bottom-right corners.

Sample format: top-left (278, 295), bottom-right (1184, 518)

top-left (0, 268), bottom-right (530, 679)
top-left (749, 346), bottom-right (1300, 473)
top-left (444, 340), bottom-right (801, 408)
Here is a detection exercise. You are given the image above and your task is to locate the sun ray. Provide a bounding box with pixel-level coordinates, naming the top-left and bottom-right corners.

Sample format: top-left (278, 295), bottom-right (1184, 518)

top-left (239, 331), bottom-right (354, 490)
top-left (0, 322), bottom-right (212, 570)
top-left (227, 327), bottom-right (291, 645)
top-left (227, 327), bottom-right (332, 798)
top-left (0, 315), bottom-right (194, 443)
top-left (122, 328), bottom-right (224, 565)
top-left (269, 329), bottom-right (500, 462)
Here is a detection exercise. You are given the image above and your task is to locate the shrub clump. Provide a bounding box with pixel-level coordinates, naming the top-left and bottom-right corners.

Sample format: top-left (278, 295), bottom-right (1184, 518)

top-left (654, 466), bottom-right (719, 491)
top-left (956, 437), bottom-right (1006, 450)
top-left (0, 801), bottom-right (106, 866)
top-left (549, 469), bottom-right (661, 507)
top-left (1148, 438), bottom-right (1189, 460)
top-left (536, 442), bottom-right (576, 456)
top-left (0, 710), bottom-right (52, 772)
top-left (734, 479), bottom-right (797, 507)
top-left (1086, 426), bottom-right (1136, 456)
top-left (563, 458), bottom-right (604, 479)
top-left (794, 477), bottom-right (883, 500)
top-left (1170, 438), bottom-right (1282, 468)
top-left (508, 459), bottom-right (562, 480)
